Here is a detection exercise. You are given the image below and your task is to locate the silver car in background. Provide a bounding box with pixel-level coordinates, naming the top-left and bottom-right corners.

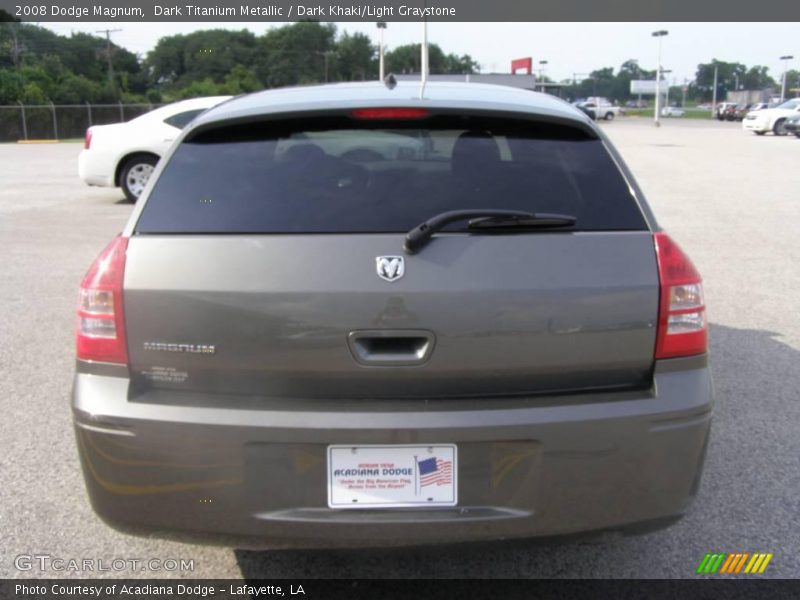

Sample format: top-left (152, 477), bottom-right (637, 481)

top-left (73, 82), bottom-right (712, 548)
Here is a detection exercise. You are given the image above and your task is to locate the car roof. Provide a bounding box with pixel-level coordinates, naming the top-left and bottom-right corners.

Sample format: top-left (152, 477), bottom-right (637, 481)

top-left (137, 96), bottom-right (233, 121)
top-left (166, 95), bottom-right (233, 110)
top-left (192, 81), bottom-right (590, 128)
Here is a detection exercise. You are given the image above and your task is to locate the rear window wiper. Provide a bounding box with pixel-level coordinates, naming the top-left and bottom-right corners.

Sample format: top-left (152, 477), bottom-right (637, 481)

top-left (404, 209), bottom-right (576, 254)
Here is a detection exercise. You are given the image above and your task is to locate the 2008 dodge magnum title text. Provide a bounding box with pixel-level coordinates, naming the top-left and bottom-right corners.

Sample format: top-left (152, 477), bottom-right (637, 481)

top-left (152, 4), bottom-right (455, 17)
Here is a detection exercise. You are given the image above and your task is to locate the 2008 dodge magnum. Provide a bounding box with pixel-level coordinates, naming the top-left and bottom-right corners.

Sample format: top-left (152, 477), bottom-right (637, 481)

top-left (73, 81), bottom-right (712, 548)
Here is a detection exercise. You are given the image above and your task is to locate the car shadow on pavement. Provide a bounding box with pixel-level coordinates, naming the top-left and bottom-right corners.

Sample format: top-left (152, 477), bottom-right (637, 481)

top-left (234, 323), bottom-right (800, 578)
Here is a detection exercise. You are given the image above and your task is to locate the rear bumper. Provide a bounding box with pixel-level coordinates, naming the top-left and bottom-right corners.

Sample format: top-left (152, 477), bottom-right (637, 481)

top-left (72, 356), bottom-right (713, 548)
top-left (78, 150), bottom-right (115, 187)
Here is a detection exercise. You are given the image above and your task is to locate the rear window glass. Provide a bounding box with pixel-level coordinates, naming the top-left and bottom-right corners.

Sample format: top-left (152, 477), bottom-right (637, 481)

top-left (163, 109), bottom-right (206, 130)
top-left (135, 115), bottom-right (646, 234)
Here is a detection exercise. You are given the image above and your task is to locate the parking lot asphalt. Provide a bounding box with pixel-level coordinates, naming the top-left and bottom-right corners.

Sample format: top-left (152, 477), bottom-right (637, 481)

top-left (1, 118), bottom-right (799, 579)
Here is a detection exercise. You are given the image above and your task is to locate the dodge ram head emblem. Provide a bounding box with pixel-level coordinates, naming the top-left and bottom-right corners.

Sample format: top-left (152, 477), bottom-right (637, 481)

top-left (376, 256), bottom-right (405, 282)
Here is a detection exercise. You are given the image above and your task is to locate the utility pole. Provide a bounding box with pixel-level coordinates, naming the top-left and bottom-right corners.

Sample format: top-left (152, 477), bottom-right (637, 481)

top-left (9, 24), bottom-right (20, 68)
top-left (780, 55), bottom-right (794, 102)
top-left (315, 50), bottom-right (335, 82)
top-left (377, 22), bottom-right (387, 81)
top-left (419, 17), bottom-right (429, 99)
top-left (538, 60), bottom-right (548, 92)
top-left (711, 64), bottom-right (718, 118)
top-left (96, 28), bottom-right (122, 88)
top-left (652, 29), bottom-right (668, 127)
top-left (8, 23), bottom-right (25, 85)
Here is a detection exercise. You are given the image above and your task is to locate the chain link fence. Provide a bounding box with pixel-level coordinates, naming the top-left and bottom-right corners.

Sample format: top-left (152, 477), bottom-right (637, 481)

top-left (0, 103), bottom-right (166, 142)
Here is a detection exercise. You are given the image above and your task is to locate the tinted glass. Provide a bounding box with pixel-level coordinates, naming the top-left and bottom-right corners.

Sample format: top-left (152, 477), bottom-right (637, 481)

top-left (163, 109), bottom-right (205, 130)
top-left (136, 115), bottom-right (647, 234)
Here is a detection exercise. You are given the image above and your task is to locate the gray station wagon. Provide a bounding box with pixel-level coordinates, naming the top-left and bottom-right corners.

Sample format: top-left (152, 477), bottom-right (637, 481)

top-left (73, 81), bottom-right (713, 548)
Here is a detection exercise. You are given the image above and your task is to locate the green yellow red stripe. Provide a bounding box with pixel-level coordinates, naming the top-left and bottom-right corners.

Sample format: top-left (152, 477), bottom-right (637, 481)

top-left (697, 552), bottom-right (772, 575)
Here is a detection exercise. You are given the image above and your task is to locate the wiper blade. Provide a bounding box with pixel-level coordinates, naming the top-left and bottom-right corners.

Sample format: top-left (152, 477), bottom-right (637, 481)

top-left (405, 209), bottom-right (533, 254)
top-left (468, 213), bottom-right (576, 230)
top-left (404, 209), bottom-right (575, 254)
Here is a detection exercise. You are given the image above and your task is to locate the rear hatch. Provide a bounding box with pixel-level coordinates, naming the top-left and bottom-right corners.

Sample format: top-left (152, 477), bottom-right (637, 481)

top-left (124, 111), bottom-right (658, 400)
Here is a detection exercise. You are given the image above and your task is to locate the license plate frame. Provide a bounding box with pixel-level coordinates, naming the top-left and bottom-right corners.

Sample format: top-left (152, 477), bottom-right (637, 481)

top-left (327, 444), bottom-right (457, 509)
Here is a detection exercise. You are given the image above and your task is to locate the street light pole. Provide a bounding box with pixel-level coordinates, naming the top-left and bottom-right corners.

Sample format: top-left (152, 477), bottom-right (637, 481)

top-left (780, 55), bottom-right (794, 102)
top-left (538, 60), bottom-right (548, 92)
top-left (652, 29), bottom-right (668, 127)
top-left (96, 28), bottom-right (122, 90)
top-left (419, 17), bottom-right (429, 99)
top-left (377, 22), bottom-right (387, 81)
top-left (313, 51), bottom-right (336, 82)
top-left (711, 64), bottom-right (718, 118)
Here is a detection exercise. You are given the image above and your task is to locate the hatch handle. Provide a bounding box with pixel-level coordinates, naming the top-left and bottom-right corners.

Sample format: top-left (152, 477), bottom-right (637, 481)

top-left (347, 330), bottom-right (435, 366)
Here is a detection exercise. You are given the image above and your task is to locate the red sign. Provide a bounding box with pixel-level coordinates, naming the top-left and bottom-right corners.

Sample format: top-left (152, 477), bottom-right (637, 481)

top-left (511, 57), bottom-right (533, 75)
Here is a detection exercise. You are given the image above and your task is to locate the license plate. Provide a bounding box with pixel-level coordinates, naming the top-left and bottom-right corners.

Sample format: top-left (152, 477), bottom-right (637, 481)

top-left (327, 444), bottom-right (457, 509)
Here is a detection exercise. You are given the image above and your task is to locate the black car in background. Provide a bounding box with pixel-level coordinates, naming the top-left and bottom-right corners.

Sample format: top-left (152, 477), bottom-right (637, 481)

top-left (784, 114), bottom-right (800, 137)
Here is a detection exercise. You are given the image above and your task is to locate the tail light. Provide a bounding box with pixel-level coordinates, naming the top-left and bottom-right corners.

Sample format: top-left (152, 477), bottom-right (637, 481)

top-left (654, 232), bottom-right (707, 359)
top-left (76, 236), bottom-right (129, 364)
top-left (84, 128), bottom-right (92, 150)
top-left (351, 108), bottom-right (430, 120)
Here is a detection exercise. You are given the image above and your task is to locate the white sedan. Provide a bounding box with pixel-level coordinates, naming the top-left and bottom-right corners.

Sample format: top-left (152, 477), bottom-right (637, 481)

top-left (660, 107), bottom-right (685, 117)
top-left (78, 96), bottom-right (231, 201)
top-left (742, 99), bottom-right (800, 136)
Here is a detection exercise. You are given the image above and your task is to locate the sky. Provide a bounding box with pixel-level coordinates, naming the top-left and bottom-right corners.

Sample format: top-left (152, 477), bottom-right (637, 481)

top-left (41, 22), bottom-right (799, 85)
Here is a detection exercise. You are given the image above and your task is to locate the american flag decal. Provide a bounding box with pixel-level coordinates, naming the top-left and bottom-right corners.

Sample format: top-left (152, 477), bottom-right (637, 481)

top-left (417, 456), bottom-right (453, 488)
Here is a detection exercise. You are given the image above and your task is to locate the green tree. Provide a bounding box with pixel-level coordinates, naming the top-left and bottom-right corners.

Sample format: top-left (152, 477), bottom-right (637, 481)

top-left (145, 34), bottom-right (186, 86)
top-left (177, 77), bottom-right (222, 99)
top-left (61, 33), bottom-right (111, 81)
top-left (222, 64), bottom-right (261, 94)
top-left (572, 67), bottom-right (616, 99)
top-left (562, 61), bottom-right (660, 103)
top-left (333, 31), bottom-right (376, 81)
top-left (0, 69), bottom-right (22, 103)
top-left (145, 29), bottom-right (257, 90)
top-left (20, 81), bottom-right (47, 104)
top-left (20, 64), bottom-right (58, 99)
top-left (255, 21), bottom-right (337, 87)
top-left (742, 66), bottom-right (776, 90)
top-left (695, 60), bottom-right (747, 101)
top-left (442, 53), bottom-right (479, 74)
top-left (612, 59), bottom-right (656, 100)
top-left (52, 73), bottom-right (101, 103)
top-left (385, 43), bottom-right (478, 75)
top-left (0, 23), bottom-right (143, 103)
top-left (618, 59), bottom-right (646, 79)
